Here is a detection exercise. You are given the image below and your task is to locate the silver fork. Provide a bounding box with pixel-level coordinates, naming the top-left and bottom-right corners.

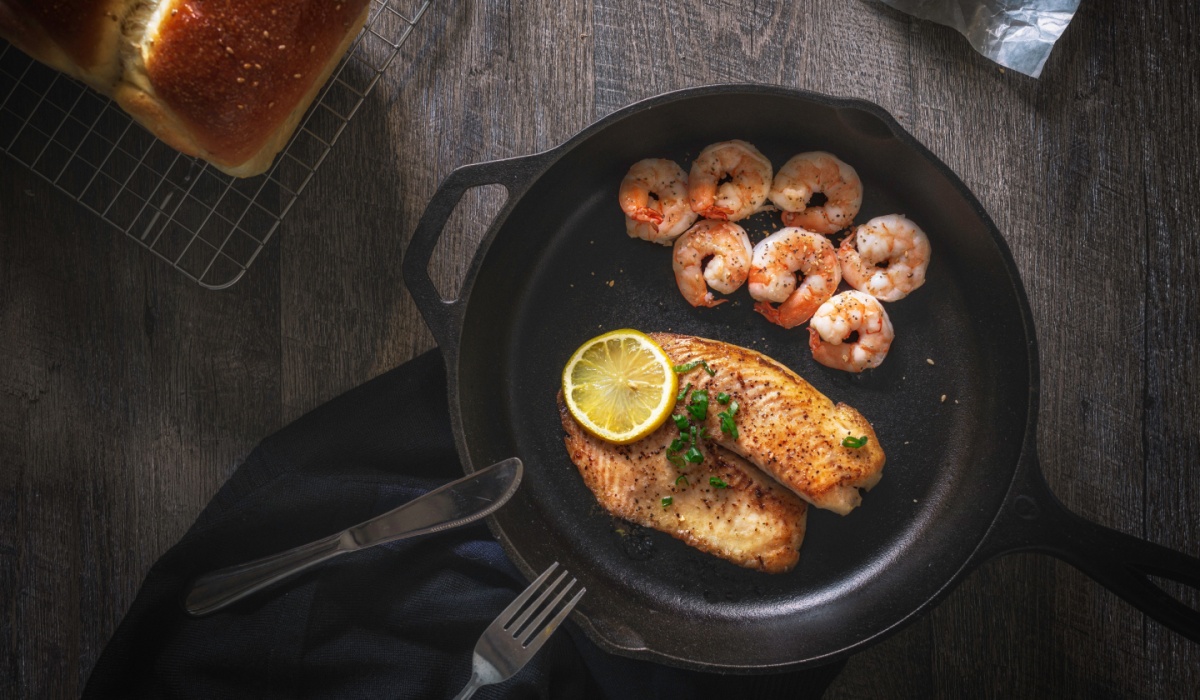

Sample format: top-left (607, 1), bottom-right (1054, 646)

top-left (452, 562), bottom-right (585, 700)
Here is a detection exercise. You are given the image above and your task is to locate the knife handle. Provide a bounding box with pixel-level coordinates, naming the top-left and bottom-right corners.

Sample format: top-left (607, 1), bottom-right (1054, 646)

top-left (185, 531), bottom-right (352, 616)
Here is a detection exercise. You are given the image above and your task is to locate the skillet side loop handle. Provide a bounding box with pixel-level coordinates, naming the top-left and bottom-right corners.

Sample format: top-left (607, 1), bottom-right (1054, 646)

top-left (402, 154), bottom-right (549, 349)
top-left (978, 456), bottom-right (1200, 643)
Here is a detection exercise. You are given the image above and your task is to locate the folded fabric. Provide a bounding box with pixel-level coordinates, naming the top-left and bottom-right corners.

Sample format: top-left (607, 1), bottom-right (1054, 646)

top-left (84, 350), bottom-right (845, 698)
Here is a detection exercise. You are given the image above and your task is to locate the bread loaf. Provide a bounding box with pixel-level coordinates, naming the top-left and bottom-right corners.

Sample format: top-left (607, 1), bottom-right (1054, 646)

top-left (0, 1), bottom-right (127, 90)
top-left (0, 0), bottom-right (371, 177)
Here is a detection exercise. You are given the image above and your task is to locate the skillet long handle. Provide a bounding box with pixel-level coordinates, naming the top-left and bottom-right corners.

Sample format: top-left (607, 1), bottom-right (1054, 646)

top-left (402, 153), bottom-right (551, 349)
top-left (977, 455), bottom-right (1200, 643)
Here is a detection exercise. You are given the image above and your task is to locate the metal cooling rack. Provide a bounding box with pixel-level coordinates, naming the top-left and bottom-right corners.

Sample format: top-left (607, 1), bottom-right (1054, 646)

top-left (0, 0), bottom-right (430, 289)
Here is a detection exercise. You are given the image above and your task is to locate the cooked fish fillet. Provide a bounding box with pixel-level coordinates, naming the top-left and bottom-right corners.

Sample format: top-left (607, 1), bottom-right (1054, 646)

top-left (652, 333), bottom-right (885, 515)
top-left (559, 395), bottom-right (807, 573)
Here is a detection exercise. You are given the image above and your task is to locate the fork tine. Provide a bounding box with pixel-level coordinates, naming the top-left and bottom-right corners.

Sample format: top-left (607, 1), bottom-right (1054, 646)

top-left (518, 577), bottom-right (577, 646)
top-left (520, 586), bottom-right (586, 654)
top-left (505, 570), bottom-right (569, 634)
top-left (454, 564), bottom-right (586, 699)
top-left (495, 562), bottom-right (557, 629)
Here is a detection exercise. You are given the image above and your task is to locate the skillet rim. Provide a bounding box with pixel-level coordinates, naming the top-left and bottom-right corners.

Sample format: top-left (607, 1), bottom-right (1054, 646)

top-left (423, 83), bottom-right (1042, 671)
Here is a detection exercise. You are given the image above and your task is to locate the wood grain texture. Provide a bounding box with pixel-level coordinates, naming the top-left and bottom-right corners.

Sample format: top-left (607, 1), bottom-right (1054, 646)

top-left (0, 0), bottom-right (1196, 696)
top-left (1, 173), bottom-right (281, 697)
top-left (902, 1), bottom-right (1148, 696)
top-left (1137, 1), bottom-right (1200, 694)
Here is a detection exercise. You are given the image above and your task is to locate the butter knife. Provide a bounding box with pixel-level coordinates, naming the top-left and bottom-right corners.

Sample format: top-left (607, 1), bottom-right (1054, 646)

top-left (185, 457), bottom-right (523, 616)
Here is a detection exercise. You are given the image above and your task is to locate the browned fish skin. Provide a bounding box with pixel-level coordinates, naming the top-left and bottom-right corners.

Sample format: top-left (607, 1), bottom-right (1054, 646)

top-left (559, 396), bottom-right (806, 573)
top-left (652, 332), bottom-right (885, 515)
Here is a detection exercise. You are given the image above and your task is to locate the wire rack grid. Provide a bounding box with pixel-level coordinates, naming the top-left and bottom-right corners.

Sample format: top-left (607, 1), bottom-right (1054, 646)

top-left (0, 0), bottom-right (430, 289)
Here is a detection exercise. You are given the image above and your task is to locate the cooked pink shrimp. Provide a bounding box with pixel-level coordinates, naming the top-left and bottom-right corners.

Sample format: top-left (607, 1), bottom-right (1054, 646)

top-left (619, 158), bottom-right (700, 244)
top-left (839, 214), bottom-right (931, 302)
top-left (770, 152), bottom-right (862, 234)
top-left (808, 291), bottom-right (895, 373)
top-left (688, 140), bottom-right (773, 221)
top-left (748, 227), bottom-right (841, 328)
top-left (672, 220), bottom-right (753, 308)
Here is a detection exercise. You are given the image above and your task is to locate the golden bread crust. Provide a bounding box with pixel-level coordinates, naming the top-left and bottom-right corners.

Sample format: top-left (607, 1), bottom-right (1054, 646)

top-left (132, 0), bottom-right (370, 175)
top-left (112, 82), bottom-right (201, 157)
top-left (0, 0), bottom-right (127, 89)
top-left (1, 0), bottom-right (371, 177)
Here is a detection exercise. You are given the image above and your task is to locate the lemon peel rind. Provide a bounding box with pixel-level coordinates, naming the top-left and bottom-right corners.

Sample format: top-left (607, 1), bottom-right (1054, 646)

top-left (561, 329), bottom-right (678, 445)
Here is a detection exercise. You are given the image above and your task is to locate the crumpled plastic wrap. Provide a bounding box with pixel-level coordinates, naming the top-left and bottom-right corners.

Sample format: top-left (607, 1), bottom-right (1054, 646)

top-left (878, 0), bottom-right (1080, 78)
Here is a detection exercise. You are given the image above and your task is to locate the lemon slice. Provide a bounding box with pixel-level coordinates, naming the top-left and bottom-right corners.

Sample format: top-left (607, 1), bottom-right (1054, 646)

top-left (562, 329), bottom-right (678, 444)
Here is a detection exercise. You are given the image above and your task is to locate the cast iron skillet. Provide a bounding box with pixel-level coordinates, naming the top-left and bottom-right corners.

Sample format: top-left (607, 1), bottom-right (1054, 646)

top-left (402, 85), bottom-right (1199, 671)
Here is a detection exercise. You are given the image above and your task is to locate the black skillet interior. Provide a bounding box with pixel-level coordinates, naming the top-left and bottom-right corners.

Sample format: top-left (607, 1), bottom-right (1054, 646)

top-left (441, 88), bottom-right (1034, 671)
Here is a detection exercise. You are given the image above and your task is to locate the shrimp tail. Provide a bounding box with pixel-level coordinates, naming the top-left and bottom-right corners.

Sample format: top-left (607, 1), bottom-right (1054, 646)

top-left (633, 207), bottom-right (664, 226)
top-left (755, 299), bottom-right (814, 329)
top-left (699, 206), bottom-right (733, 220)
top-left (754, 300), bottom-right (782, 324)
top-left (808, 326), bottom-right (822, 354)
top-left (700, 294), bottom-right (728, 308)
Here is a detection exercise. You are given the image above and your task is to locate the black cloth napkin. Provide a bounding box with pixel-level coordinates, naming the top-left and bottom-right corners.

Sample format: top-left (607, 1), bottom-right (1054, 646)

top-left (84, 350), bottom-right (846, 699)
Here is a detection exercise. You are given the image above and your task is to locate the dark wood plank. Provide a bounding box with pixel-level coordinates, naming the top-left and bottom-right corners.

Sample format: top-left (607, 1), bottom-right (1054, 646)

top-left (1138, 0), bottom-right (1200, 693)
top-left (832, 0), bottom-right (1197, 696)
top-left (0, 171), bottom-right (282, 696)
top-left (276, 0), bottom-right (596, 422)
top-left (0, 0), bottom-right (1196, 696)
top-left (902, 0), bottom-right (1149, 695)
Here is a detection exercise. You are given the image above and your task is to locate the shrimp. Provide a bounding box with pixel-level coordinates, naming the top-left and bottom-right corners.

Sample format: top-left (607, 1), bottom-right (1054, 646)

top-left (769, 152), bottom-right (863, 234)
top-left (619, 158), bottom-right (700, 244)
top-left (748, 227), bottom-right (841, 328)
top-left (672, 220), bottom-right (753, 308)
top-left (688, 140), bottom-right (773, 221)
top-left (838, 214), bottom-right (931, 302)
top-left (808, 291), bottom-right (895, 373)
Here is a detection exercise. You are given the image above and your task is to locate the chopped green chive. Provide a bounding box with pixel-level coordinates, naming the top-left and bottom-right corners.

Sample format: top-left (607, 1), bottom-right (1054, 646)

top-left (842, 435), bottom-right (869, 449)
top-left (709, 476), bottom-right (728, 489)
top-left (673, 359), bottom-right (716, 376)
top-left (669, 390), bottom-right (720, 468)
top-left (676, 382), bottom-right (692, 403)
top-left (687, 390), bottom-right (709, 421)
top-left (675, 474), bottom-right (689, 486)
top-left (661, 496), bottom-right (673, 508)
top-left (717, 400), bottom-right (739, 441)
top-left (718, 413), bottom-right (738, 440)
top-left (716, 392), bottom-right (731, 404)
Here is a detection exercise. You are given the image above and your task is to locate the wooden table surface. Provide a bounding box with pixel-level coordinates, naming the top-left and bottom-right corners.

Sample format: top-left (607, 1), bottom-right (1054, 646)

top-left (2, 0), bottom-right (1197, 696)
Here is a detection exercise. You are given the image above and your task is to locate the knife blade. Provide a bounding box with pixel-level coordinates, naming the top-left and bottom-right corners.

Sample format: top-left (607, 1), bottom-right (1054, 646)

top-left (185, 457), bottom-right (523, 616)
